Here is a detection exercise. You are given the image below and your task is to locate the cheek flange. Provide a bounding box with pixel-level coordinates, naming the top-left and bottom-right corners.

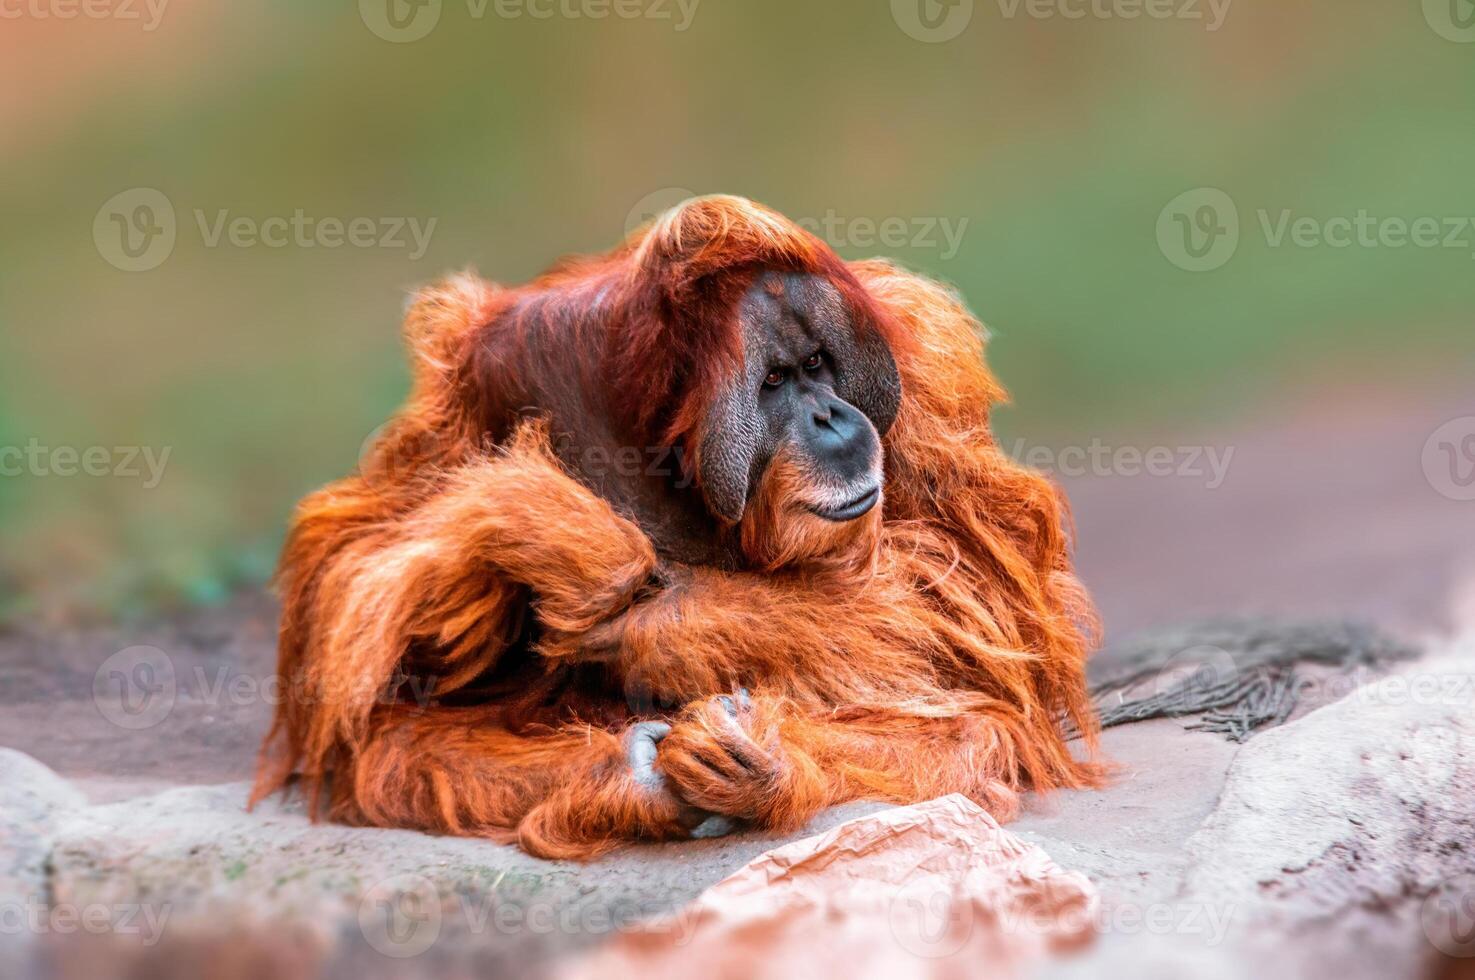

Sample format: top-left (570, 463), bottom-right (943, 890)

top-left (694, 379), bottom-right (767, 524)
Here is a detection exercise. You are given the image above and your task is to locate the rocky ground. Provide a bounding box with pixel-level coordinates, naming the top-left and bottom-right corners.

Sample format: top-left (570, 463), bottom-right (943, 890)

top-left (3, 387), bottom-right (1473, 978)
top-left (4, 637), bottom-right (1471, 979)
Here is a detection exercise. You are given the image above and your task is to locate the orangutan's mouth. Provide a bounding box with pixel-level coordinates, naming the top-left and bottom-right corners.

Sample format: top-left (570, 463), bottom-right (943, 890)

top-left (809, 486), bottom-right (880, 522)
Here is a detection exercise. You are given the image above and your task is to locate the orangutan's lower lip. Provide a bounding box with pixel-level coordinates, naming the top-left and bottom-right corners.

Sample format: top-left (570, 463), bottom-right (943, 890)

top-left (810, 486), bottom-right (880, 522)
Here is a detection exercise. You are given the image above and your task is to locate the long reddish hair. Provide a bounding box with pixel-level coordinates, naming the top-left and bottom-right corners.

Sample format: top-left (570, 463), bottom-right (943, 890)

top-left (252, 196), bottom-right (1101, 859)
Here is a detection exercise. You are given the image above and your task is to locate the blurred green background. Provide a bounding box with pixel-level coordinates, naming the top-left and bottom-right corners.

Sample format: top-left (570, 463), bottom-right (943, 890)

top-left (2, 0), bottom-right (1473, 621)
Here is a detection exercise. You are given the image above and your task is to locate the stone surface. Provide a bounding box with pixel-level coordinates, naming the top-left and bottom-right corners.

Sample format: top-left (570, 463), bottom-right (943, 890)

top-left (42, 779), bottom-right (889, 974)
top-left (5, 631), bottom-right (1473, 978)
top-left (1176, 648), bottom-right (1475, 977)
top-left (1044, 641), bottom-right (1475, 980)
top-left (0, 748), bottom-right (87, 903)
top-left (0, 749), bottom-right (88, 974)
top-left (14, 713), bottom-right (1234, 978)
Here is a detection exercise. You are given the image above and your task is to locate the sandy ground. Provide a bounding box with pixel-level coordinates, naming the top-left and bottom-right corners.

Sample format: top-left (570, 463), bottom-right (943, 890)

top-left (1063, 383), bottom-right (1475, 638)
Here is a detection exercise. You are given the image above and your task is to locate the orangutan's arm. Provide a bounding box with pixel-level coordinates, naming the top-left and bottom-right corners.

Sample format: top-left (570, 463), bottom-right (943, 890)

top-left (654, 690), bottom-right (1104, 833)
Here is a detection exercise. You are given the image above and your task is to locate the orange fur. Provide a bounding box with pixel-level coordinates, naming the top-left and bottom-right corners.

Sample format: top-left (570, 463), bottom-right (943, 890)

top-left (252, 196), bottom-right (1102, 859)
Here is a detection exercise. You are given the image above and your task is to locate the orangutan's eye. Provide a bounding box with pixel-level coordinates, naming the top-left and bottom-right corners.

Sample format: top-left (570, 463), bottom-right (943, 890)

top-left (802, 351), bottom-right (824, 371)
top-left (763, 368), bottom-right (787, 388)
